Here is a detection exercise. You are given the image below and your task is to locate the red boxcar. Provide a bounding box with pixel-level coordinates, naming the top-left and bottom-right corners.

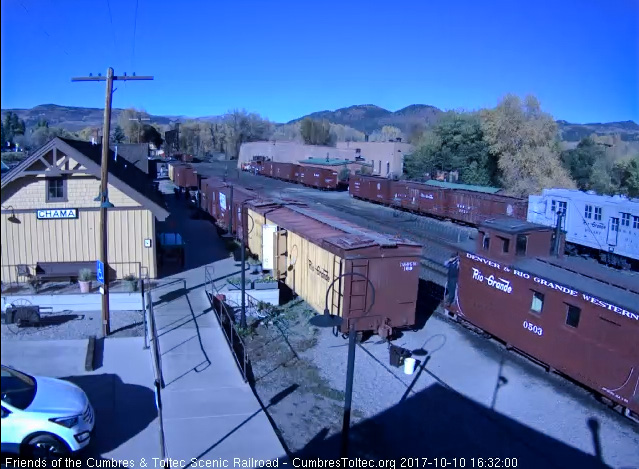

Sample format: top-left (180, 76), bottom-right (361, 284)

top-left (298, 166), bottom-right (340, 189)
top-left (444, 190), bottom-right (528, 225)
top-left (445, 218), bottom-right (639, 419)
top-left (260, 161), bottom-right (275, 177)
top-left (272, 162), bottom-right (298, 182)
top-left (349, 175), bottom-right (394, 205)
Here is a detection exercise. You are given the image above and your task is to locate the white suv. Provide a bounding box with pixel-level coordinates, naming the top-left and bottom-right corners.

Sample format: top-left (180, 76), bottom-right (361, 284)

top-left (1, 365), bottom-right (95, 458)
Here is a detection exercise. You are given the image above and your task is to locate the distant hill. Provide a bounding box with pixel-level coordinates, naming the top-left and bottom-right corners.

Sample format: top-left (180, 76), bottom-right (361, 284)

top-left (0, 104), bottom-right (214, 132)
top-left (557, 120), bottom-right (639, 142)
top-left (2, 103), bottom-right (638, 143)
top-left (288, 104), bottom-right (443, 135)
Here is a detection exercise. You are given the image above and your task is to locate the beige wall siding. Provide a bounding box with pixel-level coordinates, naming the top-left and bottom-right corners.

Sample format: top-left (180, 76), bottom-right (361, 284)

top-left (1, 176), bottom-right (140, 210)
top-left (269, 225), bottom-right (344, 317)
top-left (1, 209), bottom-right (156, 283)
top-left (246, 209), bottom-right (266, 260)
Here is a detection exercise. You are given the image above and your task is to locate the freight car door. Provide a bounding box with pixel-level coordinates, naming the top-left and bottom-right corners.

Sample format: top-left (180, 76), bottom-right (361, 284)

top-left (274, 229), bottom-right (288, 280)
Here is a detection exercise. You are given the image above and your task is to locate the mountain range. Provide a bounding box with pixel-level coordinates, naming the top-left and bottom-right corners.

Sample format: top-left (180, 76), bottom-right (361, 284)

top-left (2, 103), bottom-right (638, 142)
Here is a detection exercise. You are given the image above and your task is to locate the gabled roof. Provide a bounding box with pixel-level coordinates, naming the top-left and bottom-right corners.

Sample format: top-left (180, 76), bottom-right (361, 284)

top-left (111, 143), bottom-right (149, 174)
top-left (1, 137), bottom-right (169, 220)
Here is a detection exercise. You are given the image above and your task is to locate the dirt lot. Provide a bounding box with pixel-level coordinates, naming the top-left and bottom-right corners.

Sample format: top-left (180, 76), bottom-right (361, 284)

top-left (243, 298), bottom-right (374, 458)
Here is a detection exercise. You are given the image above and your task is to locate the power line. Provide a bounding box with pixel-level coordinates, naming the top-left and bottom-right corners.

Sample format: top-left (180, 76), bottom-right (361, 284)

top-left (131, 0), bottom-right (139, 73)
top-left (19, 0), bottom-right (69, 56)
top-left (105, 0), bottom-right (119, 63)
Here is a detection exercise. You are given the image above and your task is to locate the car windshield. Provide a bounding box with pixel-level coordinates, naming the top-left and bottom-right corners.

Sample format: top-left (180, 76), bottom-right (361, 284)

top-left (1, 366), bottom-right (37, 410)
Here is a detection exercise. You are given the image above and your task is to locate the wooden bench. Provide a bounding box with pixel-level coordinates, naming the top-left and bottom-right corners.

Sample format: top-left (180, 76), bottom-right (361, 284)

top-left (35, 262), bottom-right (97, 283)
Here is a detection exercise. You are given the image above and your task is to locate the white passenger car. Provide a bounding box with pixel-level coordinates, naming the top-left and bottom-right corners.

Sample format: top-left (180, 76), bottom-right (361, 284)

top-left (527, 188), bottom-right (639, 268)
top-left (1, 365), bottom-right (95, 458)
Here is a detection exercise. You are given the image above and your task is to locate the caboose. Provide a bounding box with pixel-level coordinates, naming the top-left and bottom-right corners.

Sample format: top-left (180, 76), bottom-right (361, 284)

top-left (444, 218), bottom-right (639, 420)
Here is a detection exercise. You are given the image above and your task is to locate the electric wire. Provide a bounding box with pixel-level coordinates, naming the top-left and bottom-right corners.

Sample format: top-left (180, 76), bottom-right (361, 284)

top-left (131, 0), bottom-right (139, 74)
top-left (18, 0), bottom-right (69, 56)
top-left (105, 0), bottom-right (119, 65)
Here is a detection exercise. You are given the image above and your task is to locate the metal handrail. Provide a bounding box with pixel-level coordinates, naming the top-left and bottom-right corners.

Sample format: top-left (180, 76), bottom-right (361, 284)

top-left (204, 265), bottom-right (249, 382)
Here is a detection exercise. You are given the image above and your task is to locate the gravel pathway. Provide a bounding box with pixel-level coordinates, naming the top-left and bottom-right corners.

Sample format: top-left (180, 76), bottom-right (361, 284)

top-left (1, 310), bottom-right (145, 341)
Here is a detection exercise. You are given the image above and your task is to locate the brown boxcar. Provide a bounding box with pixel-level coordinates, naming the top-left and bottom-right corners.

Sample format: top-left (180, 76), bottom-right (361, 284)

top-left (199, 177), bottom-right (227, 216)
top-left (349, 174), bottom-right (394, 205)
top-left (445, 218), bottom-right (639, 418)
top-left (168, 162), bottom-right (186, 183)
top-left (298, 165), bottom-right (340, 190)
top-left (272, 162), bottom-right (298, 182)
top-left (246, 200), bottom-right (422, 336)
top-left (260, 161), bottom-right (275, 178)
top-left (212, 184), bottom-right (259, 235)
top-left (443, 190), bottom-right (528, 225)
top-left (174, 164), bottom-right (199, 188)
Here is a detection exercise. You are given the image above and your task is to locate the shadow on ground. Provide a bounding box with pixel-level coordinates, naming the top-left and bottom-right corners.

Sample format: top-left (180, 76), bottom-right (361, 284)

top-left (281, 383), bottom-right (610, 469)
top-left (64, 374), bottom-right (157, 458)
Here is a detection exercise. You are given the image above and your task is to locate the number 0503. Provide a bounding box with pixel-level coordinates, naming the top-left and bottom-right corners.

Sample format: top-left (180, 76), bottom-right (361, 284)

top-left (523, 320), bottom-right (543, 336)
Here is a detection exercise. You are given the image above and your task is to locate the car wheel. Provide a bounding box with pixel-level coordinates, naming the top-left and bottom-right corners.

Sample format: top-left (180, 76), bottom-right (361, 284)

top-left (23, 433), bottom-right (70, 460)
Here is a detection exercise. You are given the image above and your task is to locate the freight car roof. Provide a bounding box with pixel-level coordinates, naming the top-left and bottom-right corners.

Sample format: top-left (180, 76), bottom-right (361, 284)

top-left (299, 158), bottom-right (350, 166)
top-left (251, 201), bottom-right (420, 254)
top-left (424, 180), bottom-right (503, 194)
top-left (515, 257), bottom-right (639, 313)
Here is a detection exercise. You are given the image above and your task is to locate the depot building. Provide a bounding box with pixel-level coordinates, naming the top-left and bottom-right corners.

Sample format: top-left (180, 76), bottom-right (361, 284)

top-left (0, 137), bottom-right (169, 284)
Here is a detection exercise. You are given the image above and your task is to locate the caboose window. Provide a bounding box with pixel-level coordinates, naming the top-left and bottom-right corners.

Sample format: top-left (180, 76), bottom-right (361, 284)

top-left (498, 236), bottom-right (510, 253)
top-left (634, 216), bottom-right (639, 229)
top-left (566, 305), bottom-right (581, 328)
top-left (482, 234), bottom-right (490, 250)
top-left (516, 235), bottom-right (528, 256)
top-left (594, 207), bottom-right (602, 221)
top-left (530, 291), bottom-right (544, 314)
top-left (611, 218), bottom-right (619, 232)
top-left (584, 205), bottom-right (592, 219)
top-left (621, 213), bottom-right (630, 227)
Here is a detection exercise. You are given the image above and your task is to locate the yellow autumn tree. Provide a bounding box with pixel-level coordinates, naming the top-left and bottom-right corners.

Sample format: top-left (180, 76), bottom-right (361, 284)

top-left (481, 94), bottom-right (575, 196)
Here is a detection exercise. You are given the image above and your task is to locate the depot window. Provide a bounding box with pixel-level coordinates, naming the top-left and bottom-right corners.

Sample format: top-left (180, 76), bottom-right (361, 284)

top-left (621, 213), bottom-right (630, 227)
top-left (46, 177), bottom-right (67, 202)
top-left (530, 291), bottom-right (544, 314)
top-left (566, 304), bottom-right (581, 328)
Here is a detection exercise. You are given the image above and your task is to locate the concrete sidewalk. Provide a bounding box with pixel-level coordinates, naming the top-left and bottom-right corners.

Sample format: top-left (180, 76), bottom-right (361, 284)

top-left (152, 259), bottom-right (287, 463)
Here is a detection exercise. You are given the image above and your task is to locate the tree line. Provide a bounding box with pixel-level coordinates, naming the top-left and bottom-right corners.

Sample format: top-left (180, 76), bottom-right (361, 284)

top-left (404, 94), bottom-right (639, 197)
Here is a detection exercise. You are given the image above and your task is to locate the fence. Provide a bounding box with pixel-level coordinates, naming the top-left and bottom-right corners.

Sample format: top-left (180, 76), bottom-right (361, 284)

top-left (204, 265), bottom-right (249, 382)
top-left (145, 290), bottom-right (167, 459)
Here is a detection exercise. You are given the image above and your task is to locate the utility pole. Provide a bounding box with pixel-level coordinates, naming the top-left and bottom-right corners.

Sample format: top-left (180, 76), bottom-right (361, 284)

top-left (72, 68), bottom-right (153, 337)
top-left (129, 113), bottom-right (151, 143)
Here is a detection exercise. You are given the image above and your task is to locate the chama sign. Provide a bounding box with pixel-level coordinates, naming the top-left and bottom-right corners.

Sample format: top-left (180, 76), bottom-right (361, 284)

top-left (36, 208), bottom-right (78, 220)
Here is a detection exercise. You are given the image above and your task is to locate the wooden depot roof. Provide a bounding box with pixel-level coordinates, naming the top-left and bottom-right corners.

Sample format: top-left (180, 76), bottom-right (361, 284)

top-left (0, 137), bottom-right (169, 220)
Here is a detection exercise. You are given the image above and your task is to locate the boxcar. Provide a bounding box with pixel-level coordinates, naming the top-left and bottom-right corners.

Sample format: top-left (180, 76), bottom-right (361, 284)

top-left (271, 162), bottom-right (298, 182)
top-left (245, 200), bottom-right (422, 336)
top-left (298, 166), bottom-right (340, 190)
top-left (445, 218), bottom-right (639, 419)
top-left (260, 161), bottom-right (275, 178)
top-left (349, 174), bottom-right (394, 205)
top-left (199, 177), bottom-right (226, 216)
top-left (168, 162), bottom-right (186, 183)
top-left (174, 164), bottom-right (199, 189)
top-left (444, 190), bottom-right (528, 225)
top-left (212, 184), bottom-right (258, 235)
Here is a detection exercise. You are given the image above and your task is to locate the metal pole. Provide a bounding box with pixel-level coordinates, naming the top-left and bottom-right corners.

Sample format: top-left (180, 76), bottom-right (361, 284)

top-left (99, 67), bottom-right (114, 337)
top-left (341, 321), bottom-right (357, 457)
top-left (240, 203), bottom-right (247, 329)
top-left (228, 185), bottom-right (234, 234)
top-left (155, 379), bottom-right (166, 460)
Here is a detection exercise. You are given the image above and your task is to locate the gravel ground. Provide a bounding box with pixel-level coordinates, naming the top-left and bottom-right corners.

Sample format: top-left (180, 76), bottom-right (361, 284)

top-left (1, 310), bottom-right (145, 341)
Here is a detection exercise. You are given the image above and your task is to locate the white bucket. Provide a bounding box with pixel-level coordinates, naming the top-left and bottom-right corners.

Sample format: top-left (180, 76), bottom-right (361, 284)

top-left (403, 357), bottom-right (416, 375)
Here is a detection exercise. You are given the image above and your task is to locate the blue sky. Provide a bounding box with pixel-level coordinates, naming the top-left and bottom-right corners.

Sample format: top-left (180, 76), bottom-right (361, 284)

top-left (1, 0), bottom-right (637, 124)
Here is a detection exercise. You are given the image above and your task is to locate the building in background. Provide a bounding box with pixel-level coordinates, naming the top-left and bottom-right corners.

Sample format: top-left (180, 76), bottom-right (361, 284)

top-left (238, 140), bottom-right (413, 178)
top-left (1, 137), bottom-right (169, 284)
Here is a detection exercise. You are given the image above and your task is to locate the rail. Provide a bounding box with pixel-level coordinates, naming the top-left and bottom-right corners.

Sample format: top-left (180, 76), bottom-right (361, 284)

top-left (204, 265), bottom-right (249, 382)
top-left (145, 289), bottom-right (167, 459)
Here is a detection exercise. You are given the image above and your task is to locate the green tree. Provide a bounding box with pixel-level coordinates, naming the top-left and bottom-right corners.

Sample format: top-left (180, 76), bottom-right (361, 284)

top-left (480, 94), bottom-right (575, 196)
top-left (300, 118), bottom-right (332, 146)
top-left (36, 118), bottom-right (49, 129)
top-left (141, 124), bottom-right (163, 148)
top-left (117, 108), bottom-right (150, 143)
top-left (613, 156), bottom-right (639, 198)
top-left (560, 137), bottom-right (607, 190)
top-left (403, 111), bottom-right (497, 185)
top-left (1, 122), bottom-right (6, 149)
top-left (112, 125), bottom-right (126, 143)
